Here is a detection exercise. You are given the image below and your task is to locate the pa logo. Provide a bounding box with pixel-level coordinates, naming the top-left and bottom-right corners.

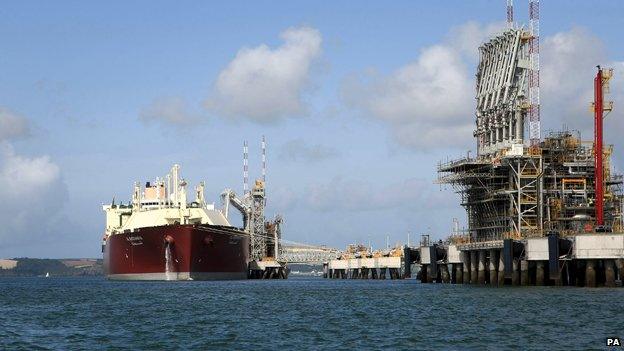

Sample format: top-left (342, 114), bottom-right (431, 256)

top-left (607, 337), bottom-right (621, 347)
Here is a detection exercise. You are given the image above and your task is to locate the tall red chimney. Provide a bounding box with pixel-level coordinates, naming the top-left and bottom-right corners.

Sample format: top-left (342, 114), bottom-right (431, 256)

top-left (594, 67), bottom-right (604, 227)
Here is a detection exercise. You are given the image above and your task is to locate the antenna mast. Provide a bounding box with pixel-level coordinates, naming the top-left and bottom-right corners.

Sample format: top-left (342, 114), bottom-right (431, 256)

top-left (261, 135), bottom-right (266, 183)
top-left (243, 140), bottom-right (249, 195)
top-left (507, 0), bottom-right (513, 28)
top-left (528, 0), bottom-right (541, 146)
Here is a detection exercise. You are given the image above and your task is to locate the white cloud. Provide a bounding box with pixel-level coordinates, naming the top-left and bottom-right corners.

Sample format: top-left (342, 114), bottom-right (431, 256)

top-left (540, 27), bottom-right (604, 131)
top-left (540, 27), bottom-right (624, 140)
top-left (205, 26), bottom-right (322, 123)
top-left (342, 23), bottom-right (624, 151)
top-left (447, 21), bottom-right (506, 61)
top-left (0, 108), bottom-right (67, 251)
top-left (0, 108), bottom-right (30, 141)
top-left (278, 138), bottom-right (338, 162)
top-left (0, 143), bottom-right (68, 250)
top-left (139, 96), bottom-right (200, 127)
top-left (341, 22), bottom-right (503, 150)
top-left (0, 145), bottom-right (60, 198)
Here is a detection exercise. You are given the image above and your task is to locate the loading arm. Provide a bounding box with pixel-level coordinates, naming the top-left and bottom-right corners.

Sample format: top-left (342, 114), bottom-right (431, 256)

top-left (221, 189), bottom-right (251, 232)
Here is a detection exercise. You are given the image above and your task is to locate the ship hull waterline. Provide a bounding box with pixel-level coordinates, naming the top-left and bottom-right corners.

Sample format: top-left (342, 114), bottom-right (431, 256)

top-left (103, 224), bottom-right (250, 281)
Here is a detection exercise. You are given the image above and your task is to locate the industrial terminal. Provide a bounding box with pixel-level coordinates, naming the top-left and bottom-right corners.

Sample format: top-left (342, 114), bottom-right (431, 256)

top-left (98, 0), bottom-right (624, 285)
top-left (322, 0), bottom-right (624, 287)
top-left (6, 2), bottom-right (624, 350)
top-left (91, 0), bottom-right (624, 286)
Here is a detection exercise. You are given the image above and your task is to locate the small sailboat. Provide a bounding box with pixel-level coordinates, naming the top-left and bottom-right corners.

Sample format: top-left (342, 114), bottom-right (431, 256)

top-left (45, 272), bottom-right (50, 278)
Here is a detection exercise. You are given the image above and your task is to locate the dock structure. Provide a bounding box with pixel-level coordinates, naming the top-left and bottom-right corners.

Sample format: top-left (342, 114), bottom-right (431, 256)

top-left (416, 233), bottom-right (624, 287)
top-left (324, 256), bottom-right (403, 280)
top-left (428, 23), bottom-right (623, 287)
top-left (322, 244), bottom-right (417, 280)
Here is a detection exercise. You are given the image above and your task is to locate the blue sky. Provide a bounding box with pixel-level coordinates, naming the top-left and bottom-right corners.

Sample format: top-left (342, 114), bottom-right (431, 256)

top-left (1, 1), bottom-right (623, 258)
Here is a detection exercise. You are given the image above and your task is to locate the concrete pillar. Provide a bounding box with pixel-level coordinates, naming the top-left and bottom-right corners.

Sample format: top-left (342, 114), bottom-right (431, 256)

top-left (512, 258), bottom-right (520, 286)
top-left (489, 249), bottom-right (498, 286)
top-left (616, 259), bottom-right (624, 281)
top-left (440, 264), bottom-right (450, 283)
top-left (576, 261), bottom-right (585, 287)
top-left (605, 260), bottom-right (616, 288)
top-left (521, 260), bottom-right (530, 286)
top-left (380, 267), bottom-right (386, 280)
top-left (426, 265), bottom-right (433, 283)
top-left (497, 249), bottom-right (505, 286)
top-left (470, 251), bottom-right (478, 284)
top-left (455, 264), bottom-right (463, 284)
top-left (585, 260), bottom-right (596, 288)
top-left (551, 264), bottom-right (562, 286)
top-left (449, 263), bottom-right (456, 283)
top-left (463, 253), bottom-right (471, 284)
top-left (478, 250), bottom-right (486, 284)
top-left (535, 261), bottom-right (545, 286)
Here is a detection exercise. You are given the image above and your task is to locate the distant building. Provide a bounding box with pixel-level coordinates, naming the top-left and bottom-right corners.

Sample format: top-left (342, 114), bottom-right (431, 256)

top-left (0, 259), bottom-right (18, 269)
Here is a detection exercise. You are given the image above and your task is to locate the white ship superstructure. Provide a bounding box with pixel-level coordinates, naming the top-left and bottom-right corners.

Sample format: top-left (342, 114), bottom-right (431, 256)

top-left (102, 164), bottom-right (231, 236)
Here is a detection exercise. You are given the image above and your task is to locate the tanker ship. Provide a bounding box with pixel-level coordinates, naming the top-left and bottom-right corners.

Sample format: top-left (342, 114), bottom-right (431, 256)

top-left (102, 164), bottom-right (249, 280)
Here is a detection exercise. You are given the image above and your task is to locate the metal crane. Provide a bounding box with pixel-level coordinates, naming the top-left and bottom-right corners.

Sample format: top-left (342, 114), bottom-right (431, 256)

top-left (220, 188), bottom-right (251, 232)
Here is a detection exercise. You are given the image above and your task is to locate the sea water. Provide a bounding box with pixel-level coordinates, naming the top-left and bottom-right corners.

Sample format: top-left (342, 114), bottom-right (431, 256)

top-left (0, 277), bottom-right (622, 350)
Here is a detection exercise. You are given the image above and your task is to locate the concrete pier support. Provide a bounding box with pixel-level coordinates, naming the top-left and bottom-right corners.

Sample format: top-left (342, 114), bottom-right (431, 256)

top-left (535, 261), bottom-right (545, 286)
top-left (585, 260), bottom-right (596, 287)
top-left (551, 265), bottom-right (562, 286)
top-left (463, 254), bottom-right (471, 284)
top-left (470, 251), bottom-right (478, 284)
top-left (521, 260), bottom-right (529, 286)
top-left (426, 265), bottom-right (433, 283)
top-left (605, 260), bottom-right (616, 287)
top-left (512, 259), bottom-right (520, 286)
top-left (478, 250), bottom-right (486, 284)
top-left (489, 249), bottom-right (498, 286)
top-left (576, 261), bottom-right (585, 287)
top-left (440, 264), bottom-right (450, 283)
top-left (455, 264), bottom-right (463, 284)
top-left (497, 249), bottom-right (505, 286)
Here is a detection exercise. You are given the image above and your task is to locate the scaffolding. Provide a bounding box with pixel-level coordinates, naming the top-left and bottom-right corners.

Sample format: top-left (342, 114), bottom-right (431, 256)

top-left (440, 131), bottom-right (623, 240)
top-left (438, 30), bottom-right (623, 242)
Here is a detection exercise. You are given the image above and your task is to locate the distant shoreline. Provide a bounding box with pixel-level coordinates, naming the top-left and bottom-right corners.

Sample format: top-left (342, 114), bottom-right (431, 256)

top-left (0, 260), bottom-right (323, 277)
top-left (0, 258), bottom-right (103, 277)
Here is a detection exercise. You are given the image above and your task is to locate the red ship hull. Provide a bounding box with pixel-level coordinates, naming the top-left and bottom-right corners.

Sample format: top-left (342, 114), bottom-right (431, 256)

top-left (103, 224), bottom-right (250, 280)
